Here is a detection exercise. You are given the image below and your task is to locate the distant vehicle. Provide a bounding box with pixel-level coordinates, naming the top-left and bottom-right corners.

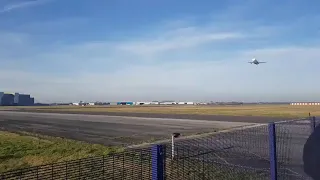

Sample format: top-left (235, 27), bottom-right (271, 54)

top-left (248, 58), bottom-right (266, 65)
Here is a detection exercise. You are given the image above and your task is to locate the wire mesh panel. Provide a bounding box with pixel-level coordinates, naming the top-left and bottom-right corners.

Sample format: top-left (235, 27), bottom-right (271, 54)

top-left (104, 148), bottom-right (152, 180)
top-left (1, 117), bottom-right (318, 180)
top-left (275, 119), bottom-right (313, 180)
top-left (164, 124), bottom-right (270, 180)
top-left (315, 116), bottom-right (320, 127)
top-left (1, 148), bottom-right (152, 180)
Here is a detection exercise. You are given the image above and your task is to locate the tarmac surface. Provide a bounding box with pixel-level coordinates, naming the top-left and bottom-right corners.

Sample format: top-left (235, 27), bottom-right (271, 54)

top-left (7, 109), bottom-right (287, 123)
top-left (0, 111), bottom-right (254, 146)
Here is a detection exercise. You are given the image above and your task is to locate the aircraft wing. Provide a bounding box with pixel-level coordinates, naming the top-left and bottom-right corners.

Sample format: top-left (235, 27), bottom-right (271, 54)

top-left (259, 62), bottom-right (266, 63)
top-left (248, 62), bottom-right (253, 63)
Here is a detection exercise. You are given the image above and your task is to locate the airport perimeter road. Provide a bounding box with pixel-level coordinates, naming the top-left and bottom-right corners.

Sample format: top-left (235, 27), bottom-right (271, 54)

top-left (10, 109), bottom-right (286, 123)
top-left (0, 111), bottom-right (255, 146)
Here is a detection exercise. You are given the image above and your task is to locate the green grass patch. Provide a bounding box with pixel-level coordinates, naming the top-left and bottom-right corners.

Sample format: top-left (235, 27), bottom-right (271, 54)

top-left (0, 131), bottom-right (123, 173)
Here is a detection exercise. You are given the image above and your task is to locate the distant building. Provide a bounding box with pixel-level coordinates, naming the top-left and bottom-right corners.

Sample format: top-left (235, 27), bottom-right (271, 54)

top-left (13, 93), bottom-right (35, 106)
top-left (30, 97), bottom-right (35, 105)
top-left (0, 92), bottom-right (3, 105)
top-left (92, 102), bottom-right (110, 105)
top-left (291, 102), bottom-right (320, 105)
top-left (109, 102), bottom-right (117, 105)
top-left (159, 101), bottom-right (176, 105)
top-left (135, 102), bottom-right (144, 105)
top-left (0, 92), bottom-right (35, 106)
top-left (150, 101), bottom-right (159, 105)
top-left (117, 102), bottom-right (134, 105)
top-left (1, 93), bottom-right (14, 106)
top-left (135, 102), bottom-right (152, 105)
top-left (196, 102), bottom-right (207, 105)
top-left (178, 102), bottom-right (194, 105)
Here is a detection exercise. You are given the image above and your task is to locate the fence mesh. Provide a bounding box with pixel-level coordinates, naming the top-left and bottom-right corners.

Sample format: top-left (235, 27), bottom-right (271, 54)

top-left (1, 117), bottom-right (318, 180)
top-left (164, 124), bottom-right (271, 180)
top-left (315, 116), bottom-right (320, 127)
top-left (275, 118), bottom-right (314, 180)
top-left (1, 148), bottom-right (152, 180)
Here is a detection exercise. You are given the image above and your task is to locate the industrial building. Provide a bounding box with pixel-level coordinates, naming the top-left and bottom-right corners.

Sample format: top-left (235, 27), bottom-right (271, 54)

top-left (0, 92), bottom-right (3, 105)
top-left (290, 102), bottom-right (320, 105)
top-left (135, 101), bottom-right (194, 105)
top-left (117, 102), bottom-right (134, 105)
top-left (159, 101), bottom-right (177, 105)
top-left (151, 101), bottom-right (159, 105)
top-left (0, 93), bottom-right (14, 106)
top-left (14, 93), bottom-right (34, 106)
top-left (177, 102), bottom-right (194, 105)
top-left (109, 102), bottom-right (118, 105)
top-left (0, 92), bottom-right (35, 106)
top-left (135, 102), bottom-right (152, 105)
top-left (136, 101), bottom-right (160, 105)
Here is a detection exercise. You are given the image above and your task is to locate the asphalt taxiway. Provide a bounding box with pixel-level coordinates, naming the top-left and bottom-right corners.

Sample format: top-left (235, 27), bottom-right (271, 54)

top-left (8, 108), bottom-right (287, 123)
top-left (0, 111), bottom-right (255, 146)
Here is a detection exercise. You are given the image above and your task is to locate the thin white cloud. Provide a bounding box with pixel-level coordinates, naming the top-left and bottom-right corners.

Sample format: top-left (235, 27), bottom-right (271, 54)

top-left (116, 26), bottom-right (246, 56)
top-left (1, 4), bottom-right (320, 103)
top-left (0, 0), bottom-right (52, 13)
top-left (1, 45), bottom-right (320, 103)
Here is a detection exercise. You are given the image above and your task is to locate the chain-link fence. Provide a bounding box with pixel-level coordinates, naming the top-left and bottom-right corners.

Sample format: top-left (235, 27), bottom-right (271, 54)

top-left (275, 118), bottom-right (316, 180)
top-left (1, 148), bottom-right (152, 180)
top-left (164, 124), bottom-right (271, 180)
top-left (161, 117), bottom-right (318, 180)
top-left (1, 117), bottom-right (318, 180)
top-left (315, 116), bottom-right (320, 127)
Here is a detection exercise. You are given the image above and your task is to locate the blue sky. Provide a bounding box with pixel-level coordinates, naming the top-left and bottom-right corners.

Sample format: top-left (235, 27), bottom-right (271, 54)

top-left (1, 0), bottom-right (320, 103)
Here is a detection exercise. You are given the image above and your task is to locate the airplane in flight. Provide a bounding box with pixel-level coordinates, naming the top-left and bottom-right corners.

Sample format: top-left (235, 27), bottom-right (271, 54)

top-left (248, 58), bottom-right (266, 65)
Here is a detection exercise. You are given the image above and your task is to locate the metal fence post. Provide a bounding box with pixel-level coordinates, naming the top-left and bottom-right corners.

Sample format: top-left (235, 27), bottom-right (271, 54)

top-left (152, 144), bottom-right (165, 180)
top-left (102, 155), bottom-right (105, 179)
top-left (269, 123), bottom-right (277, 180)
top-left (311, 116), bottom-right (316, 132)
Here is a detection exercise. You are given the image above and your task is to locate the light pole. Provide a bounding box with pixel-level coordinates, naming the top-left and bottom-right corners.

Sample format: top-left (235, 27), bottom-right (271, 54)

top-left (171, 132), bottom-right (181, 160)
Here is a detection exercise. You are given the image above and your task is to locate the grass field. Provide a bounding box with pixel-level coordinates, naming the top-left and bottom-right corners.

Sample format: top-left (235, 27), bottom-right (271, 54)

top-left (2, 104), bottom-right (319, 118)
top-left (0, 131), bottom-right (123, 173)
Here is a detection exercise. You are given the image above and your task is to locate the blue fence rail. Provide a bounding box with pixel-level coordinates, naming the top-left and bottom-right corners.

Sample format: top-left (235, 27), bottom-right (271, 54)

top-left (0, 117), bottom-right (319, 179)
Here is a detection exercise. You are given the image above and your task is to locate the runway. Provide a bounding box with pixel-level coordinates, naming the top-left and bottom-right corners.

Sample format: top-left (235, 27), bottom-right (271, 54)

top-left (8, 109), bottom-right (287, 123)
top-left (0, 111), bottom-right (254, 146)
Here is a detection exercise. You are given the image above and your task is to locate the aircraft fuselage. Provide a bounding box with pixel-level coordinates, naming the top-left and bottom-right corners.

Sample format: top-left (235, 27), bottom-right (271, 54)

top-left (252, 60), bottom-right (259, 65)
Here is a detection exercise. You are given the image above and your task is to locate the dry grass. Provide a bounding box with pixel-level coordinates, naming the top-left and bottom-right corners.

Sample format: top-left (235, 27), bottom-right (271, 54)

top-left (0, 131), bottom-right (123, 173)
top-left (2, 104), bottom-right (320, 118)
